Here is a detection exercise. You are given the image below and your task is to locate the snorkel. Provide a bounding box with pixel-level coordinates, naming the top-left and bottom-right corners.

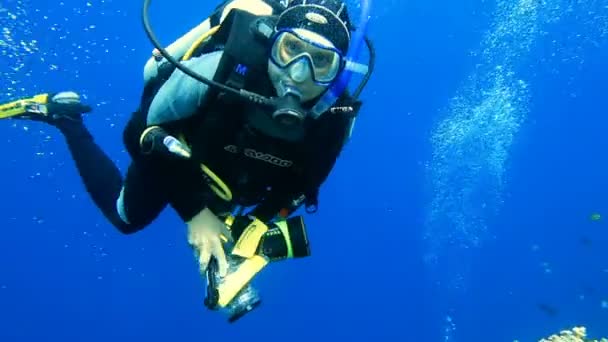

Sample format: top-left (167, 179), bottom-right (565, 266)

top-left (141, 0), bottom-right (374, 125)
top-left (310, 0), bottom-right (372, 118)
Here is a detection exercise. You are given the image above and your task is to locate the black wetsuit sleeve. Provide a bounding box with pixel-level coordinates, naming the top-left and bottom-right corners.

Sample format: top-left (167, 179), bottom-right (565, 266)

top-left (299, 103), bottom-right (357, 208)
top-left (163, 159), bottom-right (213, 222)
top-left (123, 108), bottom-right (212, 223)
top-left (117, 157), bottom-right (210, 230)
top-left (125, 155), bottom-right (211, 224)
top-left (308, 103), bottom-right (355, 184)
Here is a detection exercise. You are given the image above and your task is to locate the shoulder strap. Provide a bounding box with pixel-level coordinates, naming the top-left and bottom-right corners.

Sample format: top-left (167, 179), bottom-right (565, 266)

top-left (196, 9), bottom-right (277, 113)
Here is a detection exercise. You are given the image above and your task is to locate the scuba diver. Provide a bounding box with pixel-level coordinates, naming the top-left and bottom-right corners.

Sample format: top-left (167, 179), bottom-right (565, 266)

top-left (0, 0), bottom-right (374, 322)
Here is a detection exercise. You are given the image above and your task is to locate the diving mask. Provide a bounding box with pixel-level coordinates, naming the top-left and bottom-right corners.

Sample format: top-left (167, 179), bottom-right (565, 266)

top-left (270, 28), bottom-right (343, 86)
top-left (268, 28), bottom-right (344, 125)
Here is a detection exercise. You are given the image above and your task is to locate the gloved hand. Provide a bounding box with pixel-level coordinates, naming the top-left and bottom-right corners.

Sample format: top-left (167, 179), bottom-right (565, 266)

top-left (187, 208), bottom-right (233, 277)
top-left (46, 91), bottom-right (92, 120)
top-left (24, 91), bottom-right (92, 124)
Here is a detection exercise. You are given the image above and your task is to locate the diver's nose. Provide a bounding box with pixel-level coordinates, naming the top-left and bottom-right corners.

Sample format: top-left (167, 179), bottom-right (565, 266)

top-left (288, 59), bottom-right (311, 83)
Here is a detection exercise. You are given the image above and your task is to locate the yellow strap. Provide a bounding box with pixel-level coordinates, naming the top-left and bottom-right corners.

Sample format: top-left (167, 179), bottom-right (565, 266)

top-left (200, 163), bottom-right (233, 202)
top-left (232, 217), bottom-right (269, 258)
top-left (139, 126), bottom-right (160, 147)
top-left (217, 255), bottom-right (269, 307)
top-left (224, 214), bottom-right (236, 228)
top-left (0, 101), bottom-right (28, 119)
top-left (182, 25), bottom-right (221, 61)
top-left (275, 220), bottom-right (294, 258)
top-left (0, 94), bottom-right (49, 119)
top-left (176, 134), bottom-right (233, 202)
top-left (32, 94), bottom-right (49, 104)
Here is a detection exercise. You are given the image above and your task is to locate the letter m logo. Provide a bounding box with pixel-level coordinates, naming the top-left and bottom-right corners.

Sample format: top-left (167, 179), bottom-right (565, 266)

top-left (235, 64), bottom-right (248, 76)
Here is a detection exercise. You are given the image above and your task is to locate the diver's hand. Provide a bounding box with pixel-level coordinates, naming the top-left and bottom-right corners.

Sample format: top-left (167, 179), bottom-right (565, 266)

top-left (46, 91), bottom-right (92, 120)
top-left (187, 208), bottom-right (233, 277)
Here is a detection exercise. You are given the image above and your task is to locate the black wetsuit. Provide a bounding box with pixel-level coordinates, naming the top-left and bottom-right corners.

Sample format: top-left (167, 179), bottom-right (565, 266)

top-left (54, 90), bottom-right (351, 235)
top-left (52, 3), bottom-right (357, 235)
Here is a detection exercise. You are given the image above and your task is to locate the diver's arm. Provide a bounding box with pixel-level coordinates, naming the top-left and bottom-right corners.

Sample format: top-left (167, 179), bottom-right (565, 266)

top-left (304, 103), bottom-right (358, 192)
top-left (142, 0), bottom-right (275, 84)
top-left (119, 107), bottom-right (209, 229)
top-left (146, 51), bottom-right (223, 126)
top-left (164, 161), bottom-right (216, 222)
top-left (137, 51), bottom-right (227, 221)
top-left (122, 132), bottom-right (214, 226)
top-left (122, 101), bottom-right (215, 225)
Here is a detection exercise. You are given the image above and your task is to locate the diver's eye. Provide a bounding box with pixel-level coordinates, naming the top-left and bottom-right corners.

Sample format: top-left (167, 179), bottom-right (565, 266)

top-left (285, 40), bottom-right (302, 54)
top-left (313, 53), bottom-right (331, 68)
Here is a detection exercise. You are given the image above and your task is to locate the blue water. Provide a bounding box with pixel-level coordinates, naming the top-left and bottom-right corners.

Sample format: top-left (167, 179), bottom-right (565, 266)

top-left (1, 0), bottom-right (607, 341)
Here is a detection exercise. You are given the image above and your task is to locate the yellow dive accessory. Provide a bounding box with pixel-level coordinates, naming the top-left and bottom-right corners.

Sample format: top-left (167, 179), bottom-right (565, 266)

top-left (205, 219), bottom-right (270, 308)
top-left (231, 217), bottom-right (269, 258)
top-left (228, 215), bottom-right (311, 261)
top-left (203, 234), bottom-right (268, 323)
top-left (182, 25), bottom-right (220, 61)
top-left (216, 255), bottom-right (269, 308)
top-left (0, 94), bottom-right (49, 119)
top-left (204, 255), bottom-right (264, 323)
top-left (198, 163), bottom-right (232, 202)
top-left (203, 214), bottom-right (311, 322)
top-left (269, 219), bottom-right (298, 259)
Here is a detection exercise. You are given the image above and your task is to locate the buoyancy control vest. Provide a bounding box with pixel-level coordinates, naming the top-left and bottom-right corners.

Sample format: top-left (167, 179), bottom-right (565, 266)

top-left (138, 2), bottom-right (362, 219)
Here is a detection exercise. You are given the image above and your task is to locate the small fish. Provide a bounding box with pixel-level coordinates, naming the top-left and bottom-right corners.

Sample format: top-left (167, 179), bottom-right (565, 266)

top-left (590, 213), bottom-right (602, 221)
top-left (537, 303), bottom-right (559, 317)
top-left (580, 236), bottom-right (592, 246)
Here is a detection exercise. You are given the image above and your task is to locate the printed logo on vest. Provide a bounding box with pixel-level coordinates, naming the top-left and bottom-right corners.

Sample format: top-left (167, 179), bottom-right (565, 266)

top-left (224, 145), bottom-right (293, 168)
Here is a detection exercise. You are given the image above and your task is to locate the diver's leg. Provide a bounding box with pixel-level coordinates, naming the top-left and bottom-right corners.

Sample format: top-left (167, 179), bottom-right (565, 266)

top-left (0, 92), bottom-right (166, 233)
top-left (56, 118), bottom-right (130, 230)
top-left (115, 161), bottom-right (169, 234)
top-left (56, 110), bottom-right (168, 234)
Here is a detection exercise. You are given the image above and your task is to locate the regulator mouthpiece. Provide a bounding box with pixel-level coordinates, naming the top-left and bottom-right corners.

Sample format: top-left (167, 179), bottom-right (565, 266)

top-left (272, 91), bottom-right (306, 126)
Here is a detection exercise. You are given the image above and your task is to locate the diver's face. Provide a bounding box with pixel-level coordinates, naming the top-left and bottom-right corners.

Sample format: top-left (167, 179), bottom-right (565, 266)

top-left (267, 61), bottom-right (327, 102)
top-left (268, 28), bottom-right (342, 102)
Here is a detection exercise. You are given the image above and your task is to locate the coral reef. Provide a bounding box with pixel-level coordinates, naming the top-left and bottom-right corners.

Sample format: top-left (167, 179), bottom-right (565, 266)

top-left (538, 327), bottom-right (608, 342)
